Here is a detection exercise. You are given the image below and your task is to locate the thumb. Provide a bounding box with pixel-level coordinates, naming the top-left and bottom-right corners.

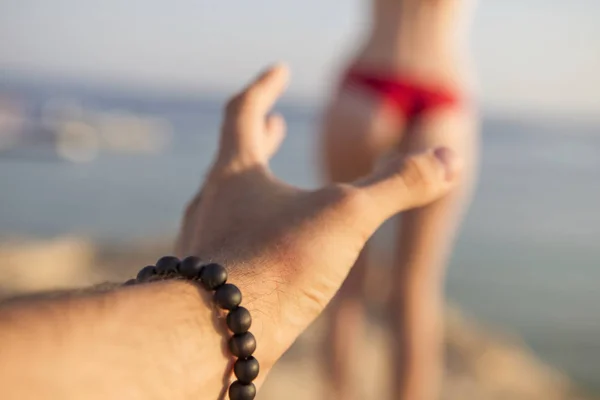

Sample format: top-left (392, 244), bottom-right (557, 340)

top-left (354, 147), bottom-right (463, 219)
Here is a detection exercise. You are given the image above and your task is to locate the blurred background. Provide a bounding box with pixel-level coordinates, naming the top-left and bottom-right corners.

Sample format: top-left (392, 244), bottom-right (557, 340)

top-left (0, 1), bottom-right (598, 399)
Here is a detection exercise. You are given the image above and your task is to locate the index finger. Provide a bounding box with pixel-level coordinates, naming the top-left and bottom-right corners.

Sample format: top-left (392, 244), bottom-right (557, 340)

top-left (226, 63), bottom-right (290, 121)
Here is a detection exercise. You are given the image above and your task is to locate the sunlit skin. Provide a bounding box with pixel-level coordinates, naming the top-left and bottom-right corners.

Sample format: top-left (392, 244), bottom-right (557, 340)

top-left (0, 65), bottom-right (462, 400)
top-left (320, 0), bottom-right (479, 399)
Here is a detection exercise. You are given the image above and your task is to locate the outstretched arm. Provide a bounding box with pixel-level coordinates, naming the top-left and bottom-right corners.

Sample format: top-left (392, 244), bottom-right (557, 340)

top-left (0, 280), bottom-right (231, 400)
top-left (0, 65), bottom-right (460, 400)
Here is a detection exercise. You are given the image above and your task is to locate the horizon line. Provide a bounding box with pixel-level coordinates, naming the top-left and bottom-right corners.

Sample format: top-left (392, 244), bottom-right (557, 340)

top-left (1, 67), bottom-right (599, 126)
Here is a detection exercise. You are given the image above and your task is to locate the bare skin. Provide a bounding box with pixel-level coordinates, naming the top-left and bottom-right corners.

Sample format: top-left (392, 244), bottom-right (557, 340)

top-left (0, 66), bottom-right (462, 400)
top-left (321, 1), bottom-right (479, 399)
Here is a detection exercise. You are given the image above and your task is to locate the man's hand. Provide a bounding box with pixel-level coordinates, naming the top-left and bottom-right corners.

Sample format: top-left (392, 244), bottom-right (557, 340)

top-left (0, 64), bottom-right (462, 400)
top-left (176, 64), bottom-right (462, 373)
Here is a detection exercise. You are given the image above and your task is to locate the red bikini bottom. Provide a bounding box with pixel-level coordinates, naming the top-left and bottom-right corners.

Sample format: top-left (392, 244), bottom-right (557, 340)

top-left (341, 68), bottom-right (461, 121)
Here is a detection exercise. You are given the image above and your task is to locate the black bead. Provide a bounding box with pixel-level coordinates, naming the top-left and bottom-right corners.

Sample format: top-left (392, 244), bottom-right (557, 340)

top-left (179, 256), bottom-right (204, 279)
top-left (228, 381), bottom-right (256, 400)
top-left (234, 357), bottom-right (260, 384)
top-left (123, 279), bottom-right (137, 286)
top-left (214, 284), bottom-right (242, 310)
top-left (199, 263), bottom-right (227, 290)
top-left (155, 256), bottom-right (180, 275)
top-left (229, 332), bottom-right (256, 358)
top-left (136, 265), bottom-right (156, 281)
top-left (227, 307), bottom-right (252, 334)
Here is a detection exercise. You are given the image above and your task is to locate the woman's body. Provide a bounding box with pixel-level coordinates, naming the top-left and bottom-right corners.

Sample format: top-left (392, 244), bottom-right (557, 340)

top-left (321, 1), bottom-right (479, 399)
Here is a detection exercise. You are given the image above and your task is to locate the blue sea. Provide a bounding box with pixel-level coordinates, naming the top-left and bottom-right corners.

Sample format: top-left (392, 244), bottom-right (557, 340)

top-left (1, 80), bottom-right (599, 390)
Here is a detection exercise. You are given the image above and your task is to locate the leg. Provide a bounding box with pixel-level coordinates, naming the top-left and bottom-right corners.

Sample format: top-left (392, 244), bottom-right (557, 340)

top-left (365, 2), bottom-right (478, 399)
top-left (390, 110), bottom-right (478, 400)
top-left (321, 0), bottom-right (478, 399)
top-left (324, 248), bottom-right (368, 400)
top-left (320, 86), bottom-right (406, 400)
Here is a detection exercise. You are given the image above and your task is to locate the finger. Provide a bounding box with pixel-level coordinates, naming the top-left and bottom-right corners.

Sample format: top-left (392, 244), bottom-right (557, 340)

top-left (354, 147), bottom-right (463, 219)
top-left (244, 63), bottom-right (290, 115)
top-left (263, 113), bottom-right (286, 160)
top-left (225, 64), bottom-right (290, 127)
top-left (219, 64), bottom-right (289, 166)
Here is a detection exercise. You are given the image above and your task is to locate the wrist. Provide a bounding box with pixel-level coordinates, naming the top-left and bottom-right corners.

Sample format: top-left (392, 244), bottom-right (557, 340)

top-left (131, 264), bottom-right (289, 394)
top-left (117, 280), bottom-right (229, 399)
top-left (225, 266), bottom-right (290, 368)
top-left (123, 278), bottom-right (281, 399)
top-left (167, 253), bottom-right (324, 382)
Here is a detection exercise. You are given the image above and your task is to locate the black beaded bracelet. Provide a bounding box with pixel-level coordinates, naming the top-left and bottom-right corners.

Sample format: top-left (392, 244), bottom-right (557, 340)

top-left (124, 256), bottom-right (259, 400)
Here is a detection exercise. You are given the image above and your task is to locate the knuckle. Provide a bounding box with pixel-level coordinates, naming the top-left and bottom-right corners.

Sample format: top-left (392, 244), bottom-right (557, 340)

top-left (401, 155), bottom-right (439, 195)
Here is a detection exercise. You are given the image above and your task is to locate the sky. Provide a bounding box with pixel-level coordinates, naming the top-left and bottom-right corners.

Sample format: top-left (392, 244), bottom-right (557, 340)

top-left (0, 0), bottom-right (599, 119)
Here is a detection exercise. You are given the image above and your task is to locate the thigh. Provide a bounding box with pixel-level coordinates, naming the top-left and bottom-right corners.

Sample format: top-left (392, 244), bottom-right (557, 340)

top-left (401, 106), bottom-right (478, 166)
top-left (392, 106), bottom-right (479, 284)
top-left (320, 86), bottom-right (407, 299)
top-left (320, 86), bottom-right (407, 184)
top-left (401, 106), bottom-right (479, 211)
